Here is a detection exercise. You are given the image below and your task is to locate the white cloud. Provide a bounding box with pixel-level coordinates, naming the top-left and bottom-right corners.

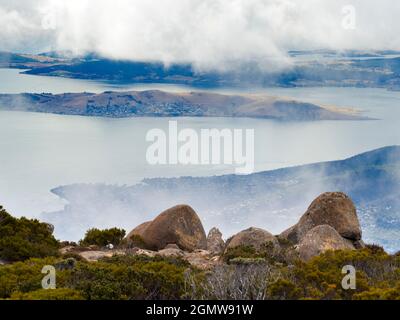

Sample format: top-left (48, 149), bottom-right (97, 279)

top-left (1, 0), bottom-right (400, 70)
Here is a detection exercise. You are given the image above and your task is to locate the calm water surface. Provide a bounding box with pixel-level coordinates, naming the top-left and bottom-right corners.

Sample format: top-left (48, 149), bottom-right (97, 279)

top-left (0, 68), bottom-right (399, 218)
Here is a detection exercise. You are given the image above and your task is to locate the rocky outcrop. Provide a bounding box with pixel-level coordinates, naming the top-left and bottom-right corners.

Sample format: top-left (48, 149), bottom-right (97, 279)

top-left (353, 240), bottom-right (366, 249)
top-left (298, 225), bottom-right (355, 261)
top-left (118, 192), bottom-right (366, 264)
top-left (280, 192), bottom-right (362, 244)
top-left (225, 227), bottom-right (279, 251)
top-left (207, 228), bottom-right (225, 255)
top-left (78, 250), bottom-right (125, 262)
top-left (157, 244), bottom-right (185, 258)
top-left (278, 192), bottom-right (364, 261)
top-left (184, 250), bottom-right (221, 270)
top-left (126, 205), bottom-right (207, 252)
top-left (126, 221), bottom-right (152, 240)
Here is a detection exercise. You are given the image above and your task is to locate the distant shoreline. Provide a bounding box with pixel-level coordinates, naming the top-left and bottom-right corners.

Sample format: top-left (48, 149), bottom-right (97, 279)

top-left (2, 50), bottom-right (400, 92)
top-left (0, 90), bottom-right (370, 121)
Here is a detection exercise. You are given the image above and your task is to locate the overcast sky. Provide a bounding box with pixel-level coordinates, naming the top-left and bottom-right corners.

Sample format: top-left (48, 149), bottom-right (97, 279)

top-left (1, 0), bottom-right (400, 70)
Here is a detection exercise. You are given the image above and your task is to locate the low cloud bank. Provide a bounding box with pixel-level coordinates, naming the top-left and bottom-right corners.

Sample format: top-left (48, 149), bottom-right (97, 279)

top-left (1, 0), bottom-right (400, 71)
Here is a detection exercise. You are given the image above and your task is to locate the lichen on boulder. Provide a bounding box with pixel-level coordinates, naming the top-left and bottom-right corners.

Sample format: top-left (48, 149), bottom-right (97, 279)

top-left (126, 205), bottom-right (207, 252)
top-left (280, 192), bottom-right (362, 243)
top-left (298, 225), bottom-right (355, 261)
top-left (207, 227), bottom-right (225, 255)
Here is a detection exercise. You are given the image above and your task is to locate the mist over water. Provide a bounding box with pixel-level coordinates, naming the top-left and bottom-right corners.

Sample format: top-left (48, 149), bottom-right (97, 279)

top-left (0, 69), bottom-right (400, 241)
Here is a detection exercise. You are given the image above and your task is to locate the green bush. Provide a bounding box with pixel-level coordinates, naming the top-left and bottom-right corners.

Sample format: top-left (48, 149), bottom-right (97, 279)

top-left (0, 206), bottom-right (59, 262)
top-left (202, 246), bottom-right (400, 300)
top-left (0, 255), bottom-right (191, 300)
top-left (0, 257), bottom-right (71, 299)
top-left (10, 288), bottom-right (84, 300)
top-left (268, 279), bottom-right (303, 300)
top-left (68, 255), bottom-right (189, 300)
top-left (279, 247), bottom-right (400, 300)
top-left (223, 245), bottom-right (261, 263)
top-left (353, 285), bottom-right (400, 300)
top-left (1, 246), bottom-right (400, 300)
top-left (222, 242), bottom-right (291, 265)
top-left (79, 227), bottom-right (126, 247)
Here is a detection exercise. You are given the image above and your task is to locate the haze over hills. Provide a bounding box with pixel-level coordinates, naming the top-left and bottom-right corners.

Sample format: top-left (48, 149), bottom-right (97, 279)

top-left (0, 90), bottom-right (365, 121)
top-left (1, 50), bottom-right (400, 91)
top-left (0, 51), bottom-right (68, 69)
top-left (43, 146), bottom-right (400, 252)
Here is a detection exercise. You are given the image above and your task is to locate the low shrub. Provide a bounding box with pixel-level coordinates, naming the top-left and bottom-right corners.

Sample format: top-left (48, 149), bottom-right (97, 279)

top-left (0, 206), bottom-right (59, 262)
top-left (10, 288), bottom-right (84, 300)
top-left (67, 255), bottom-right (190, 300)
top-left (79, 228), bottom-right (126, 247)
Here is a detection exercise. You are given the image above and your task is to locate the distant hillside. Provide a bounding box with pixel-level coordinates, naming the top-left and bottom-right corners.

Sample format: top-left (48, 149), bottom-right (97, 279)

top-left (0, 90), bottom-right (365, 120)
top-left (1, 50), bottom-right (400, 90)
top-left (0, 51), bottom-right (67, 69)
top-left (44, 146), bottom-right (400, 251)
top-left (6, 51), bottom-right (399, 91)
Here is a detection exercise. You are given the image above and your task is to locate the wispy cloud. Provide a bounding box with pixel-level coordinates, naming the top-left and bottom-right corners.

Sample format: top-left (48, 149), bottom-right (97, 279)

top-left (1, 0), bottom-right (400, 70)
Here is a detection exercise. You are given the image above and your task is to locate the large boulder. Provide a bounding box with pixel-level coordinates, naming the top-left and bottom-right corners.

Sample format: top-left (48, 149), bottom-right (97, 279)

top-left (280, 192), bottom-right (362, 243)
top-left (126, 221), bottom-right (152, 240)
top-left (298, 225), bottom-right (355, 261)
top-left (225, 227), bottom-right (279, 251)
top-left (207, 227), bottom-right (225, 255)
top-left (127, 205), bottom-right (207, 252)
